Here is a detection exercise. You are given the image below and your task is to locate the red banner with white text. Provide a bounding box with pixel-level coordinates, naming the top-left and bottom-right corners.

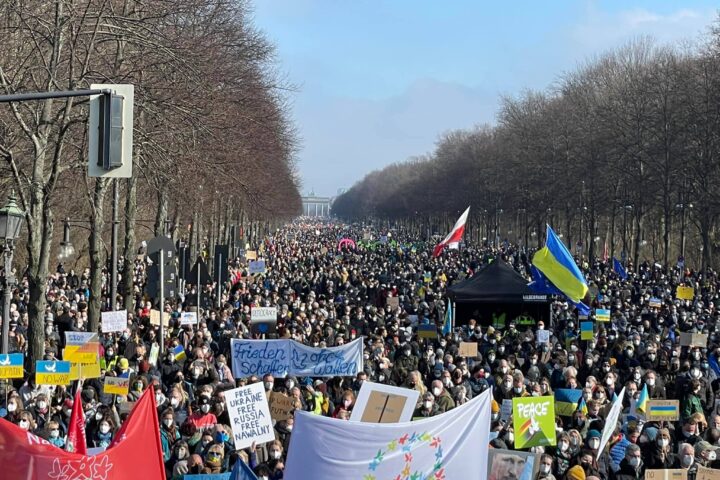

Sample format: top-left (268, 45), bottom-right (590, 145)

top-left (0, 388), bottom-right (165, 480)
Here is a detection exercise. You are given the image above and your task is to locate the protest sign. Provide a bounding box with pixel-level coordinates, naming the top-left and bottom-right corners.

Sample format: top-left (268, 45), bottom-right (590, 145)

top-left (64, 332), bottom-right (100, 363)
top-left (0, 353), bottom-right (24, 379)
top-left (677, 286), bottom-right (694, 300)
top-left (69, 360), bottom-right (101, 381)
top-left (595, 308), bottom-right (610, 322)
top-left (680, 332), bottom-right (708, 348)
top-left (649, 297), bottom-right (662, 308)
top-left (269, 392), bottom-right (296, 421)
top-left (647, 400), bottom-right (680, 422)
top-left (500, 399), bottom-right (513, 423)
top-left (36, 361), bottom-right (71, 385)
top-left (104, 376), bottom-right (130, 396)
top-left (386, 296), bottom-right (399, 309)
top-left (350, 382), bottom-right (419, 423)
top-left (598, 387), bottom-right (625, 460)
top-left (149, 344), bottom-right (160, 367)
top-left (487, 450), bottom-right (539, 480)
top-left (149, 309), bottom-right (169, 327)
top-left (697, 465), bottom-right (720, 480)
top-left (231, 338), bottom-right (363, 378)
top-left (101, 310), bottom-right (127, 333)
top-left (119, 401), bottom-right (136, 415)
top-left (459, 342), bottom-right (478, 358)
top-left (180, 311), bottom-right (197, 326)
top-left (580, 322), bottom-right (594, 340)
top-left (245, 250), bottom-right (257, 261)
top-left (512, 396), bottom-right (556, 448)
top-left (536, 330), bottom-right (550, 344)
top-left (226, 382), bottom-right (274, 450)
top-left (251, 307), bottom-right (277, 323)
top-left (248, 259), bottom-right (266, 275)
top-left (645, 469), bottom-right (687, 480)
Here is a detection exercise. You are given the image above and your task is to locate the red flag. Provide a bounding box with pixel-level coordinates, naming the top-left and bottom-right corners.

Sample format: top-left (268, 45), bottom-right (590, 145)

top-left (602, 240), bottom-right (609, 263)
top-left (66, 386), bottom-right (87, 455)
top-left (432, 207), bottom-right (470, 257)
top-left (0, 388), bottom-right (165, 480)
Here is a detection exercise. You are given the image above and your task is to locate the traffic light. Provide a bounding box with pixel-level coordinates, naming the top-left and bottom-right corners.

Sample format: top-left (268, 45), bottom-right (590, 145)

top-left (88, 84), bottom-right (133, 178)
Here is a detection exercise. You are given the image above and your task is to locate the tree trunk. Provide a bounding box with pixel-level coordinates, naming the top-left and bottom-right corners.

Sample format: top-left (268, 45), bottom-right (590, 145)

top-left (88, 178), bottom-right (109, 333)
top-left (122, 174), bottom-right (137, 311)
top-left (154, 187), bottom-right (168, 237)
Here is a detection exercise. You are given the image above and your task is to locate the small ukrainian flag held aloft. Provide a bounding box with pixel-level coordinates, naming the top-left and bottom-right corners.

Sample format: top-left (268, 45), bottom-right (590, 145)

top-left (532, 225), bottom-right (588, 304)
top-left (636, 384), bottom-right (649, 414)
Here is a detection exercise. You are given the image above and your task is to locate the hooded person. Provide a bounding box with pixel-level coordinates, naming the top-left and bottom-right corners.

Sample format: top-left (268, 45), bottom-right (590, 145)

top-left (202, 443), bottom-right (225, 474)
top-left (644, 427), bottom-right (673, 470)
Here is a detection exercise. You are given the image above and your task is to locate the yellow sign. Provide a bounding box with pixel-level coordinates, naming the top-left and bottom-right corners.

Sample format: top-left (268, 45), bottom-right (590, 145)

top-left (69, 361), bottom-right (101, 380)
top-left (64, 332), bottom-right (100, 363)
top-left (676, 286), bottom-right (695, 301)
top-left (35, 361), bottom-right (71, 386)
top-left (103, 376), bottom-right (130, 396)
top-left (0, 354), bottom-right (24, 379)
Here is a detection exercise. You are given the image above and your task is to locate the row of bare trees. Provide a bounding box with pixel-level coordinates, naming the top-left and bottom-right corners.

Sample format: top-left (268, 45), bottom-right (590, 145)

top-left (334, 29), bottom-right (720, 275)
top-left (0, 0), bottom-right (301, 363)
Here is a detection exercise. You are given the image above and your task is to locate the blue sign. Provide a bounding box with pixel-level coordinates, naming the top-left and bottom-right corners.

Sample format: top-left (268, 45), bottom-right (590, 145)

top-left (0, 353), bottom-right (24, 379)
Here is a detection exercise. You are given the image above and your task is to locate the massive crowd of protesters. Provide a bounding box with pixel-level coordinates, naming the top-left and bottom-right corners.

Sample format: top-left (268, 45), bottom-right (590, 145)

top-left (1, 219), bottom-right (720, 480)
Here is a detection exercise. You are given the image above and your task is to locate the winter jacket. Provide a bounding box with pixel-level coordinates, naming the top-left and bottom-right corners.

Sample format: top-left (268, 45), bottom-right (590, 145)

top-left (611, 458), bottom-right (644, 480)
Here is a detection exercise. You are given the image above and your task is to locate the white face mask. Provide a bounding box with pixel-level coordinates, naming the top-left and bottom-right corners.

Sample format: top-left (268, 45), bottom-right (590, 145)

top-left (7, 403), bottom-right (17, 412)
top-left (201, 405), bottom-right (210, 413)
top-left (708, 451), bottom-right (717, 461)
top-left (682, 455), bottom-right (694, 467)
top-left (37, 401), bottom-right (47, 410)
top-left (432, 387), bottom-right (441, 396)
top-left (658, 438), bottom-right (669, 448)
top-left (50, 429), bottom-right (60, 438)
top-left (589, 438), bottom-right (600, 449)
top-left (100, 424), bottom-right (110, 434)
top-left (163, 419), bottom-right (174, 428)
top-left (270, 450), bottom-right (282, 459)
top-left (264, 382), bottom-right (274, 391)
top-left (170, 398), bottom-right (180, 407)
top-left (646, 378), bottom-right (655, 387)
top-left (19, 420), bottom-right (29, 429)
top-left (95, 412), bottom-right (103, 421)
top-left (559, 441), bottom-right (569, 452)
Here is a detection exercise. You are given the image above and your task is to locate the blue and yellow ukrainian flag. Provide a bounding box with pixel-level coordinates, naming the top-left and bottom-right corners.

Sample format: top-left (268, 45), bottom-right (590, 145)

top-left (532, 225), bottom-right (588, 303)
top-left (555, 388), bottom-right (583, 417)
top-left (442, 299), bottom-right (452, 336)
top-left (636, 384), bottom-right (649, 413)
top-left (172, 344), bottom-right (186, 362)
top-left (578, 397), bottom-right (588, 416)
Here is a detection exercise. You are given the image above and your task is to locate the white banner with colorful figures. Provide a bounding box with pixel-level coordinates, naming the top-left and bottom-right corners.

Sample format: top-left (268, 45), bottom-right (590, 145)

top-left (230, 338), bottom-right (363, 378)
top-left (285, 389), bottom-right (492, 479)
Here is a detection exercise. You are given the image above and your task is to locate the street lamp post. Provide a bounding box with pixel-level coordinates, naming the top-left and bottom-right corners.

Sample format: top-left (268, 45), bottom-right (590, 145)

top-left (0, 191), bottom-right (25, 354)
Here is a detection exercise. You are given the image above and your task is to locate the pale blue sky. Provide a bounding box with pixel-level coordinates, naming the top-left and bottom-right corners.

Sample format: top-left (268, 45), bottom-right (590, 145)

top-left (253, 1), bottom-right (718, 197)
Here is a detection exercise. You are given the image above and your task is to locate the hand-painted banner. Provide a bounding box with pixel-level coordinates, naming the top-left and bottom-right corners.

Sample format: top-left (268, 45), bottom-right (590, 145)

top-left (35, 361), bottom-right (71, 386)
top-left (231, 338), bottom-right (364, 378)
top-left (104, 376), bottom-right (131, 396)
top-left (225, 382), bottom-right (274, 450)
top-left (64, 332), bottom-right (100, 363)
top-left (0, 353), bottom-right (24, 379)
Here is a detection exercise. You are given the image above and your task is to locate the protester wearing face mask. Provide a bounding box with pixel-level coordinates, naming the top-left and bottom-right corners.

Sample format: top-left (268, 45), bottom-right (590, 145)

top-left (681, 379), bottom-right (705, 420)
top-left (613, 443), bottom-right (644, 480)
top-left (46, 420), bottom-right (65, 448)
top-left (93, 419), bottom-right (115, 448)
top-left (643, 427), bottom-right (674, 470)
top-left (537, 453), bottom-right (556, 479)
top-left (643, 371), bottom-right (666, 399)
top-left (332, 391), bottom-right (355, 419)
top-left (159, 408), bottom-right (180, 462)
top-left (553, 433), bottom-right (573, 478)
top-left (430, 379), bottom-right (455, 413)
top-left (188, 395), bottom-right (217, 431)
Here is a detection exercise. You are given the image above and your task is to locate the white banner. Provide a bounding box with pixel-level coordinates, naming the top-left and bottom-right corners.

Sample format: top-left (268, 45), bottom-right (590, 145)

top-left (285, 389), bottom-right (492, 479)
top-left (225, 382), bottom-right (275, 450)
top-left (180, 312), bottom-right (197, 326)
top-left (251, 307), bottom-right (277, 323)
top-left (231, 338), bottom-right (364, 378)
top-left (598, 387), bottom-right (625, 460)
top-left (101, 310), bottom-right (126, 333)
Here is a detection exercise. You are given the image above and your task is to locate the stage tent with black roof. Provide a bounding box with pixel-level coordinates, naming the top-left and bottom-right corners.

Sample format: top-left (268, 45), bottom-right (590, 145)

top-left (446, 259), bottom-right (551, 329)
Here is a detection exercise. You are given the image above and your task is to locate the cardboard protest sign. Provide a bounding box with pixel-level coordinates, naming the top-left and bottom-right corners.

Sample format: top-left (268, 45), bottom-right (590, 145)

top-left (680, 332), bottom-right (708, 348)
top-left (149, 309), bottom-right (169, 327)
top-left (180, 311), bottom-right (197, 326)
top-left (0, 353), bottom-right (24, 379)
top-left (645, 469), bottom-right (687, 480)
top-left (69, 360), bottom-right (101, 380)
top-left (226, 382), bottom-right (275, 450)
top-left (320, 247), bottom-right (328, 255)
top-left (350, 382), bottom-right (419, 424)
top-left (269, 392), bottom-right (295, 422)
top-left (595, 309), bottom-right (610, 322)
top-left (104, 376), bottom-right (130, 396)
top-left (512, 396), bottom-right (556, 448)
top-left (459, 342), bottom-right (478, 358)
top-left (386, 297), bottom-right (399, 309)
top-left (697, 465), bottom-right (720, 480)
top-left (647, 400), bottom-right (680, 422)
top-left (64, 332), bottom-right (100, 363)
top-left (676, 286), bottom-right (694, 300)
top-left (101, 310), bottom-right (127, 333)
top-left (36, 361), bottom-right (71, 385)
top-left (245, 250), bottom-right (257, 261)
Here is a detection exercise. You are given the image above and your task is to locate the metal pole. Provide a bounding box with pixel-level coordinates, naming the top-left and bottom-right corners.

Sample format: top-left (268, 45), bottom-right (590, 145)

top-left (217, 252), bottom-right (222, 309)
top-left (1, 244), bottom-right (13, 354)
top-left (196, 261), bottom-right (201, 327)
top-left (0, 88), bottom-right (111, 103)
top-left (159, 249), bottom-right (164, 355)
top-left (110, 178), bottom-right (119, 311)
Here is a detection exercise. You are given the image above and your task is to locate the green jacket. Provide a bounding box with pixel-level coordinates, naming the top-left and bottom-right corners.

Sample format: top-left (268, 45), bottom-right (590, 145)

top-left (681, 393), bottom-right (703, 420)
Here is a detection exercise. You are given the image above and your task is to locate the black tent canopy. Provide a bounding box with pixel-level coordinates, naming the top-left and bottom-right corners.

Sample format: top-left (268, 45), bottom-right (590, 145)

top-left (447, 259), bottom-right (550, 328)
